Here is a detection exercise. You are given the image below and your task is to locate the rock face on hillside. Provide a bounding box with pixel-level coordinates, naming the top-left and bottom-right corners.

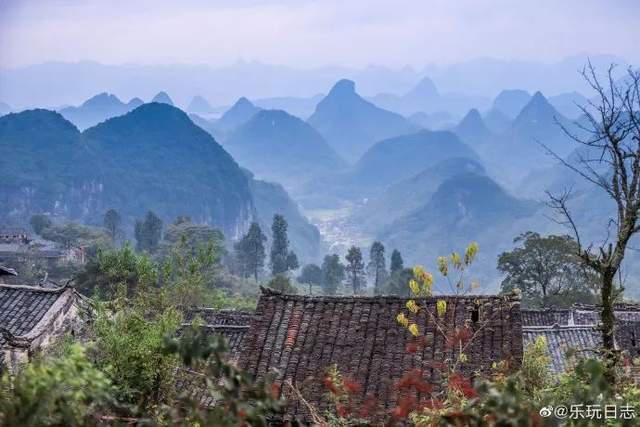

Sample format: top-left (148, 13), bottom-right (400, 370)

top-left (307, 79), bottom-right (416, 162)
top-left (1, 104), bottom-right (322, 260)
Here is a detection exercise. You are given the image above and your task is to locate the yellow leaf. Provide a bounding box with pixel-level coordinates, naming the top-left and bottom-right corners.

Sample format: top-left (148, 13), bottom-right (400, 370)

top-left (437, 256), bottom-right (448, 276)
top-left (406, 299), bottom-right (419, 314)
top-left (409, 279), bottom-right (420, 295)
top-left (464, 242), bottom-right (479, 265)
top-left (451, 252), bottom-right (462, 269)
top-left (436, 300), bottom-right (447, 317)
top-left (408, 323), bottom-right (419, 336)
top-left (396, 312), bottom-right (409, 327)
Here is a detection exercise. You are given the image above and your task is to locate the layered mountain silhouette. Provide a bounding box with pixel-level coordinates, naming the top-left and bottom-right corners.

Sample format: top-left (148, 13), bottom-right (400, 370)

top-left (370, 76), bottom-right (440, 115)
top-left (255, 94), bottom-right (323, 120)
top-left (407, 111), bottom-right (455, 130)
top-left (483, 108), bottom-right (511, 133)
top-left (225, 109), bottom-right (346, 192)
top-left (187, 95), bottom-right (214, 113)
top-left (492, 89), bottom-right (531, 118)
top-left (307, 79), bottom-right (416, 162)
top-left (151, 91), bottom-right (174, 106)
top-left (0, 104), bottom-right (320, 259)
top-left (59, 93), bottom-right (143, 130)
top-left (475, 91), bottom-right (577, 186)
top-left (216, 97), bottom-right (262, 132)
top-left (350, 129), bottom-right (479, 189)
top-left (454, 109), bottom-right (494, 146)
top-left (381, 172), bottom-right (538, 281)
top-left (355, 158), bottom-right (486, 231)
top-left (549, 91), bottom-right (589, 119)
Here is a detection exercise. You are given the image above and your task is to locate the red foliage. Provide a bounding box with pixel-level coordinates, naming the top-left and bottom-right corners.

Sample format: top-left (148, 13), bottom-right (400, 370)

top-left (343, 377), bottom-right (361, 394)
top-left (448, 373), bottom-right (477, 398)
top-left (396, 369), bottom-right (433, 395)
top-left (336, 402), bottom-right (349, 418)
top-left (391, 395), bottom-right (418, 419)
top-left (323, 376), bottom-right (339, 395)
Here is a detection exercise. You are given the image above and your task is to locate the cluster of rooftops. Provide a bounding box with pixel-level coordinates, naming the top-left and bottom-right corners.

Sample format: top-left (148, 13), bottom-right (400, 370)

top-left (2, 266), bottom-right (639, 422)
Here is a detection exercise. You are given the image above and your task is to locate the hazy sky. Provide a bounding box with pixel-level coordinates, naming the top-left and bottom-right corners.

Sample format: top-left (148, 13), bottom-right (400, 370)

top-left (1, 0), bottom-right (638, 69)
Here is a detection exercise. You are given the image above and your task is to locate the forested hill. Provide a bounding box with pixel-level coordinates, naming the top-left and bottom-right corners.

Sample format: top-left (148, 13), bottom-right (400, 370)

top-left (0, 104), bottom-right (321, 258)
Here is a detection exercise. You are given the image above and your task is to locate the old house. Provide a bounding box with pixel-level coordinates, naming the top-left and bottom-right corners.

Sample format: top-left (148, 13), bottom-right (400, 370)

top-left (0, 283), bottom-right (88, 374)
top-left (522, 306), bottom-right (640, 374)
top-left (239, 287), bottom-right (523, 423)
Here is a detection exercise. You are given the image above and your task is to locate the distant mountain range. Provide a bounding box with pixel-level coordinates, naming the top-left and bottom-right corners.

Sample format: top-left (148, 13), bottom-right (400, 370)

top-left (307, 79), bottom-right (417, 162)
top-left (59, 93), bottom-right (143, 130)
top-left (380, 172), bottom-right (539, 286)
top-left (225, 109), bottom-right (346, 192)
top-left (151, 91), bottom-right (174, 106)
top-left (355, 157), bottom-right (486, 231)
top-left (370, 76), bottom-right (491, 117)
top-left (187, 95), bottom-right (214, 114)
top-left (0, 103), bottom-right (320, 261)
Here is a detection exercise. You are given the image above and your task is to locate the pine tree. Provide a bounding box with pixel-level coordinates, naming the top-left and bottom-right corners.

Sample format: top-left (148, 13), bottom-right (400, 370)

top-left (367, 241), bottom-right (387, 295)
top-left (234, 222), bottom-right (267, 281)
top-left (286, 251), bottom-right (299, 271)
top-left (345, 246), bottom-right (365, 295)
top-left (134, 211), bottom-right (163, 252)
top-left (390, 249), bottom-right (404, 274)
top-left (321, 254), bottom-right (345, 296)
top-left (270, 214), bottom-right (290, 276)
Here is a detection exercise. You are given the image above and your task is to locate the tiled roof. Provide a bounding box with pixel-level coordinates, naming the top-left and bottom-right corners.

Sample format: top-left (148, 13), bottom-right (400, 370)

top-left (183, 308), bottom-right (255, 326)
top-left (0, 284), bottom-right (68, 346)
top-left (178, 324), bottom-right (249, 360)
top-left (524, 321), bottom-right (640, 375)
top-left (521, 309), bottom-right (571, 326)
top-left (523, 325), bottom-right (602, 374)
top-left (239, 288), bottom-right (522, 422)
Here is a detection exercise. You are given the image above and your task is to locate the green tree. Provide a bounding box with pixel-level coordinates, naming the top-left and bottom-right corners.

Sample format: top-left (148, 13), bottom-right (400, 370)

top-left (345, 246), bottom-right (365, 295)
top-left (161, 234), bottom-right (219, 308)
top-left (103, 209), bottom-right (122, 243)
top-left (286, 250), bottom-right (299, 271)
top-left (390, 249), bottom-right (404, 274)
top-left (298, 263), bottom-right (322, 295)
top-left (0, 344), bottom-right (113, 427)
top-left (267, 274), bottom-right (297, 294)
top-left (498, 232), bottom-right (599, 308)
top-left (40, 222), bottom-right (111, 252)
top-left (234, 222), bottom-right (266, 281)
top-left (134, 211), bottom-right (163, 252)
top-left (385, 267), bottom-right (414, 297)
top-left (269, 214), bottom-right (289, 276)
top-left (29, 214), bottom-right (52, 236)
top-left (321, 254), bottom-right (345, 295)
top-left (367, 241), bottom-right (387, 294)
top-left (74, 242), bottom-right (157, 298)
top-left (93, 290), bottom-right (181, 413)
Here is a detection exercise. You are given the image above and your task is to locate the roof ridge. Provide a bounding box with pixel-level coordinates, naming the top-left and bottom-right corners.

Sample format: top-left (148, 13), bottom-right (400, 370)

top-left (0, 283), bottom-right (68, 293)
top-left (259, 286), bottom-right (519, 302)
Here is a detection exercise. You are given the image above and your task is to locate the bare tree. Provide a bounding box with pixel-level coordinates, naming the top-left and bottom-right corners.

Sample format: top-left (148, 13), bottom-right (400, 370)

top-left (545, 62), bottom-right (640, 377)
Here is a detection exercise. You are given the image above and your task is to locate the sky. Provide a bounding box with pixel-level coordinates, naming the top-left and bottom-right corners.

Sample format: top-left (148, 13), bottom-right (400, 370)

top-left (0, 0), bottom-right (639, 70)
